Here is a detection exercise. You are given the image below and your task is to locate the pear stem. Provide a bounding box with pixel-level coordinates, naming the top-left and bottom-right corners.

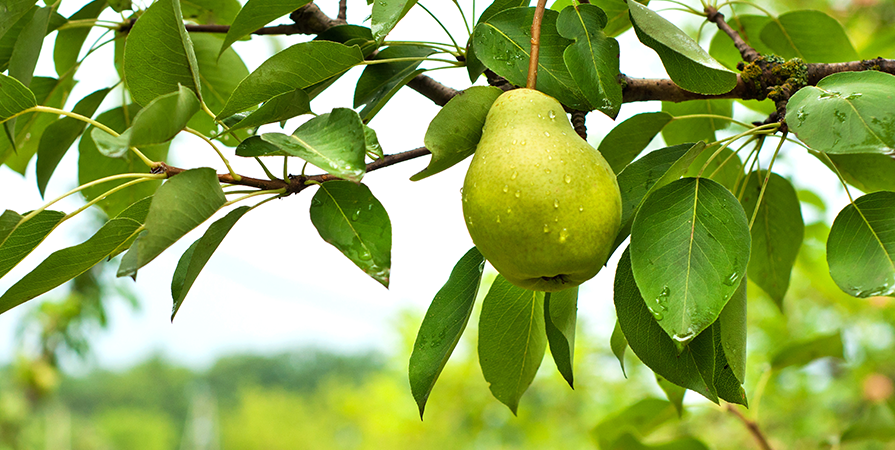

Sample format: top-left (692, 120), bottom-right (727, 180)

top-left (527, 0), bottom-right (549, 89)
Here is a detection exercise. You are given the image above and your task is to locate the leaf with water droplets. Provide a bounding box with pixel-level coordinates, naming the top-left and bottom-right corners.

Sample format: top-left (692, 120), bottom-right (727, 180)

top-left (630, 177), bottom-right (751, 346)
top-left (371, 0), bottom-right (419, 41)
top-left (787, 71), bottom-right (895, 155)
top-left (309, 181), bottom-right (391, 287)
top-left (409, 247), bottom-right (484, 418)
top-left (827, 191), bottom-right (895, 298)
top-left (261, 108), bottom-right (366, 182)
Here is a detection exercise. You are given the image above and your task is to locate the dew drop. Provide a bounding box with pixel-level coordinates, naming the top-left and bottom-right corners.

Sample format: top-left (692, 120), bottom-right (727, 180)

top-left (544, 131), bottom-right (550, 137)
top-left (502, 185), bottom-right (509, 193)
top-left (553, 199), bottom-right (560, 208)
top-left (514, 190), bottom-right (521, 198)
top-left (466, 216), bottom-right (474, 227)
top-left (545, 168), bottom-right (551, 174)
top-left (506, 207), bottom-right (512, 214)
top-left (564, 174), bottom-right (572, 184)
top-left (559, 228), bottom-right (569, 243)
top-left (511, 171), bottom-right (518, 180)
top-left (512, 139), bottom-right (517, 145)
top-left (543, 224), bottom-right (550, 233)
top-left (578, 206), bottom-right (584, 212)
top-left (548, 110), bottom-right (556, 119)
top-left (350, 209), bottom-right (361, 221)
top-left (310, 197), bottom-right (322, 207)
top-left (723, 271), bottom-right (739, 286)
top-left (520, 140), bottom-right (526, 145)
top-left (358, 249), bottom-right (372, 261)
top-left (547, 155), bottom-right (553, 161)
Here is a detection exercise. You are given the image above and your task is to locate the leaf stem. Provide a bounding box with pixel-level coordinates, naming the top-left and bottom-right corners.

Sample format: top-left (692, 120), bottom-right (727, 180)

top-left (818, 151), bottom-right (857, 205)
top-left (254, 157), bottom-right (279, 181)
top-left (222, 189), bottom-right (286, 208)
top-left (183, 127), bottom-right (242, 181)
top-left (62, 177), bottom-right (157, 222)
top-left (26, 106), bottom-right (157, 168)
top-left (747, 129), bottom-right (786, 230)
top-left (383, 40), bottom-right (460, 55)
top-left (452, 0), bottom-right (472, 36)
top-left (672, 113), bottom-right (756, 129)
top-left (417, 2), bottom-right (464, 54)
top-left (527, 0), bottom-right (549, 89)
top-left (358, 56), bottom-right (463, 66)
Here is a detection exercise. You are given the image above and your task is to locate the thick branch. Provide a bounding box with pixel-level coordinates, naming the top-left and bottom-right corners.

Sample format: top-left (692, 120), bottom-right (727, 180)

top-left (808, 58), bottom-right (895, 84)
top-left (726, 404), bottom-right (774, 450)
top-left (621, 76), bottom-right (757, 103)
top-left (705, 7), bottom-right (761, 63)
top-left (407, 75), bottom-right (460, 106)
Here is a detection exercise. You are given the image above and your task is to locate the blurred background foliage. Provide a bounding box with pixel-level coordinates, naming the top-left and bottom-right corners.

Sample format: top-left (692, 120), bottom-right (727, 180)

top-left (2, 0), bottom-right (895, 448)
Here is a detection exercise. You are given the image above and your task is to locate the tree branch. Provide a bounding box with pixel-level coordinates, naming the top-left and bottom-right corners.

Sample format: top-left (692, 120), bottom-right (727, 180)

top-left (338, 0), bottom-right (348, 22)
top-left (407, 75), bottom-right (460, 106)
top-left (705, 7), bottom-right (761, 63)
top-left (726, 404), bottom-right (774, 450)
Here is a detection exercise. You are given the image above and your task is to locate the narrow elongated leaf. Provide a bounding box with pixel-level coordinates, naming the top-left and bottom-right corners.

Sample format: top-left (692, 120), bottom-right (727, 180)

top-left (8, 5), bottom-right (50, 88)
top-left (363, 125), bottom-right (383, 159)
top-left (556, 4), bottom-right (622, 118)
top-left (613, 142), bottom-right (706, 252)
top-left (53, 0), bottom-right (106, 77)
top-left (217, 41), bottom-right (363, 119)
top-left (661, 100), bottom-right (733, 145)
top-left (0, 6), bottom-right (36, 73)
top-left (117, 168), bottom-right (225, 277)
top-left (309, 181), bottom-right (391, 287)
top-left (371, 0), bottom-right (418, 41)
top-left (0, 210), bottom-right (65, 279)
top-left (2, 76), bottom-right (74, 172)
top-left (628, 2), bottom-right (736, 95)
top-left (0, 210), bottom-right (21, 243)
top-left (787, 71), bottom-right (895, 155)
top-left (472, 7), bottom-right (589, 110)
top-left (229, 89), bottom-right (311, 130)
top-left (0, 218), bottom-right (143, 313)
top-left (0, 72), bottom-right (36, 122)
top-left (261, 108), bottom-right (366, 181)
top-left (36, 87), bottom-right (112, 196)
top-left (354, 45), bottom-right (435, 122)
top-left (79, 105), bottom-right (169, 218)
top-left (760, 10), bottom-right (857, 63)
top-left (124, 0), bottom-right (202, 105)
top-left (172, 206), bottom-right (250, 319)
top-left (544, 286), bottom-right (578, 388)
top-left (219, 0), bottom-right (311, 56)
top-left (411, 86), bottom-right (502, 181)
top-left (478, 275), bottom-right (546, 414)
top-left (630, 177), bottom-right (751, 345)
top-left (188, 32), bottom-right (250, 141)
top-left (599, 111), bottom-right (673, 173)
top-left (107, 196), bottom-right (154, 258)
top-left (235, 135), bottom-right (283, 157)
top-left (770, 331), bottom-right (843, 370)
top-left (827, 191), bottom-right (895, 298)
top-left (740, 171), bottom-right (804, 307)
top-left (610, 319), bottom-right (628, 376)
top-left (0, 0), bottom-right (37, 38)
top-left (409, 247), bottom-right (484, 418)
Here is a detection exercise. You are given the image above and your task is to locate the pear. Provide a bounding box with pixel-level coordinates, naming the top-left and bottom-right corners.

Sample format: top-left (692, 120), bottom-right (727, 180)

top-left (462, 88), bottom-right (622, 292)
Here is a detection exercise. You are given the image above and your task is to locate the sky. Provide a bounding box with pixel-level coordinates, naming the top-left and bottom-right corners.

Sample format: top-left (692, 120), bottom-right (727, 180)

top-left (0, 0), bottom-right (850, 372)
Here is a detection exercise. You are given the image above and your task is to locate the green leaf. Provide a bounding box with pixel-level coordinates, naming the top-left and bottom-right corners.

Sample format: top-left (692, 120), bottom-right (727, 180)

top-left (707, 14), bottom-right (773, 70)
top-left (613, 142), bottom-right (706, 253)
top-left (123, 0), bottom-right (202, 105)
top-left (188, 32), bottom-right (250, 142)
top-left (2, 76), bottom-right (75, 173)
top-left (261, 108), bottom-right (366, 181)
top-left (0, 6), bottom-right (35, 74)
top-left (480, 0), bottom-right (529, 23)
top-left (661, 100), bottom-right (733, 145)
top-left (609, 433), bottom-right (710, 450)
top-left (841, 402), bottom-right (895, 443)
top-left (0, 72), bottom-right (36, 122)
top-left (719, 279), bottom-right (747, 384)
top-left (36, 87), bottom-right (111, 197)
top-left (628, 2), bottom-right (736, 95)
top-left (354, 45), bottom-right (435, 122)
top-left (0, 0), bottom-right (37, 39)
top-left (740, 171), bottom-right (804, 307)
top-left (0, 218), bottom-right (143, 314)
top-left (229, 88), bottom-right (311, 130)
top-left (235, 135), bottom-right (283, 157)
top-left (655, 375), bottom-right (686, 417)
top-left (411, 86), bottom-right (502, 181)
top-left (53, 0), bottom-right (106, 77)
top-left (759, 10), bottom-right (858, 63)
top-left (478, 275), bottom-right (546, 414)
top-left (371, 0), bottom-right (418, 41)
top-left (770, 331), bottom-right (844, 370)
top-left (827, 191), bottom-right (895, 298)
top-left (309, 181), bottom-right (391, 287)
top-left (610, 319), bottom-right (628, 376)
top-left (108, 0), bottom-right (130, 12)
top-left (544, 286), bottom-right (578, 388)
top-left (0, 210), bottom-right (64, 280)
top-left (8, 5), bottom-right (50, 88)
top-left (78, 105), bottom-right (168, 217)
top-left (591, 398), bottom-right (677, 450)
top-left (630, 177), bottom-right (751, 345)
top-left (219, 0), bottom-right (311, 56)
top-left (821, 152), bottom-right (895, 194)
top-left (92, 85), bottom-right (200, 157)
top-left (363, 125), bottom-right (383, 159)
top-left (472, 7), bottom-right (589, 110)
top-left (787, 71), bottom-right (895, 155)
top-left (180, 0), bottom-right (240, 25)
top-left (216, 41), bottom-right (363, 119)
top-left (551, 0), bottom-right (648, 37)
top-left (556, 4), bottom-right (622, 118)
top-left (688, 320), bottom-right (747, 405)
top-left (684, 146), bottom-right (742, 191)
top-left (409, 247), bottom-right (484, 418)
top-left (117, 168), bottom-right (225, 277)
top-left (172, 206), bottom-right (250, 319)
top-left (598, 111), bottom-right (673, 174)
top-left (107, 196), bottom-right (154, 258)
top-left (0, 210), bottom-right (21, 243)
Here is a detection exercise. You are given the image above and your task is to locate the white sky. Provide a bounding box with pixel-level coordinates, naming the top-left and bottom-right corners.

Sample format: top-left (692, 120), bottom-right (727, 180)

top-left (0, 0), bottom-right (849, 371)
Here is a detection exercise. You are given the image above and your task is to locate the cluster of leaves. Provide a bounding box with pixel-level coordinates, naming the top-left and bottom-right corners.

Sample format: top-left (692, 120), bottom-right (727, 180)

top-left (0, 0), bottom-right (893, 430)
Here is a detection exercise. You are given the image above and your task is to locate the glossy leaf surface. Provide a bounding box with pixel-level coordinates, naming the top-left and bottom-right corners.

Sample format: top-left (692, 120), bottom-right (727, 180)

top-left (371, 0), bottom-right (418, 41)
top-left (599, 111), bottom-right (673, 174)
top-left (544, 286), bottom-right (578, 388)
top-left (0, 210), bottom-right (64, 279)
top-left (827, 191), bottom-right (895, 298)
top-left (354, 45), bottom-right (435, 122)
top-left (219, 0), bottom-right (311, 56)
top-left (309, 181), bottom-right (391, 287)
top-left (760, 10), bottom-right (858, 63)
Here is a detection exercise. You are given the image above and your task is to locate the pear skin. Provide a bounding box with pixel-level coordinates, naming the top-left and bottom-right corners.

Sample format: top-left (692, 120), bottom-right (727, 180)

top-left (462, 88), bottom-right (622, 292)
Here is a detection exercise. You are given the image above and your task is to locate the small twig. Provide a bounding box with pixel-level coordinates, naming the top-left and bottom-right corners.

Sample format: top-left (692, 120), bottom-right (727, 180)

top-left (338, 0), bottom-right (348, 22)
top-left (725, 404), bottom-right (774, 450)
top-left (571, 110), bottom-right (587, 140)
top-left (527, 0), bottom-right (549, 89)
top-left (705, 7), bottom-right (760, 63)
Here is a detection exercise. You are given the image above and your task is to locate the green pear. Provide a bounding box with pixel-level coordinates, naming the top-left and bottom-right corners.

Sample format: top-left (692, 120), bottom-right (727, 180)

top-left (462, 88), bottom-right (622, 292)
